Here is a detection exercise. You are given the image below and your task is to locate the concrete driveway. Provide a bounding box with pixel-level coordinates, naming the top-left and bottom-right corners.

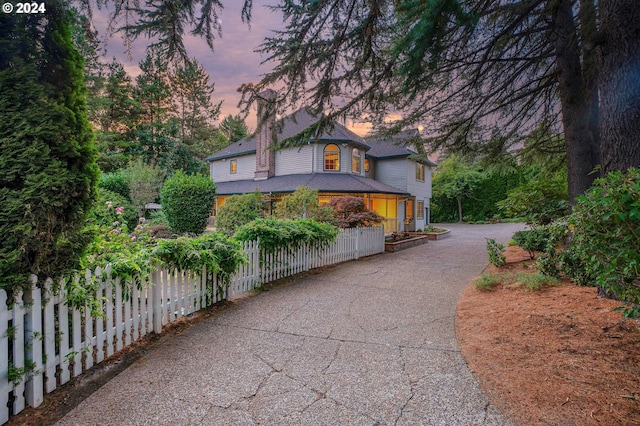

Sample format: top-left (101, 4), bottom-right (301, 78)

top-left (57, 223), bottom-right (523, 425)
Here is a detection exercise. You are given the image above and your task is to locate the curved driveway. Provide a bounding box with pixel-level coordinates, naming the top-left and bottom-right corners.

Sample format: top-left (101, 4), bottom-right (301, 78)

top-left (58, 223), bottom-right (523, 425)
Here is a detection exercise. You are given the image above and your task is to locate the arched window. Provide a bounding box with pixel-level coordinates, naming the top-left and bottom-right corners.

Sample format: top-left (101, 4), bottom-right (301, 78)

top-left (324, 144), bottom-right (340, 171)
top-left (351, 148), bottom-right (361, 173)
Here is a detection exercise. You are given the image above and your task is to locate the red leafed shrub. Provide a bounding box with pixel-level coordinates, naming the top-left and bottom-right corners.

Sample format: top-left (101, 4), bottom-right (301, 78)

top-left (328, 196), bottom-right (383, 228)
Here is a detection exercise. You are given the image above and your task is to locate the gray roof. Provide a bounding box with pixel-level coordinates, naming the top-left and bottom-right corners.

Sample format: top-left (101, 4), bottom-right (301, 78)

top-left (214, 173), bottom-right (409, 196)
top-left (365, 130), bottom-right (437, 166)
top-left (206, 108), bottom-right (369, 162)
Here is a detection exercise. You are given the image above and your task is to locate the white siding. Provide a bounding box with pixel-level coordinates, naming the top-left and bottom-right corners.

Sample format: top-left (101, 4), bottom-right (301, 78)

top-left (211, 154), bottom-right (255, 183)
top-left (375, 158), bottom-right (408, 191)
top-left (275, 145), bottom-right (314, 176)
top-left (406, 161), bottom-right (431, 201)
top-left (406, 161), bottom-right (433, 230)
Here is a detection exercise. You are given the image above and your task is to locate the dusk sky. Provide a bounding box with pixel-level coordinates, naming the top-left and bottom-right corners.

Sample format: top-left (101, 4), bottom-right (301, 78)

top-left (95, 1), bottom-right (282, 131)
top-left (93, 1), bottom-right (373, 135)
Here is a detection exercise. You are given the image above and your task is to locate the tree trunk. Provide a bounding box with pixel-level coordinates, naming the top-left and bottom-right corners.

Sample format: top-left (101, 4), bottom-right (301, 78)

top-left (551, 0), bottom-right (600, 203)
top-left (598, 0), bottom-right (640, 174)
top-left (457, 197), bottom-right (463, 222)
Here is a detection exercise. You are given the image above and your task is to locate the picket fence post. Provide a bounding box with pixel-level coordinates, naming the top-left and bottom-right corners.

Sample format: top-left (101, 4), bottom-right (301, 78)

top-left (24, 276), bottom-right (44, 408)
top-left (152, 270), bottom-right (163, 334)
top-left (0, 289), bottom-right (9, 424)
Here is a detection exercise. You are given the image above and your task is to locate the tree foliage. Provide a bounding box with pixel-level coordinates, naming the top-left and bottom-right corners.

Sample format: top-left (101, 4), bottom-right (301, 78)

top-left (161, 171), bottom-right (216, 234)
top-left (99, 170), bottom-right (130, 200)
top-left (220, 114), bottom-right (249, 143)
top-left (233, 0), bottom-right (635, 205)
top-left (431, 155), bottom-right (483, 223)
top-left (274, 186), bottom-right (336, 224)
top-left (123, 160), bottom-right (165, 218)
top-left (567, 168), bottom-right (640, 314)
top-left (215, 191), bottom-right (267, 236)
top-left (234, 217), bottom-right (338, 255)
top-left (328, 196), bottom-right (383, 228)
top-left (0, 3), bottom-right (99, 293)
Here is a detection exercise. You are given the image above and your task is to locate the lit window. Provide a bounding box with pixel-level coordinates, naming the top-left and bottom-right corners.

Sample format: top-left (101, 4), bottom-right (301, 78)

top-left (230, 159), bottom-right (237, 174)
top-left (406, 199), bottom-right (414, 219)
top-left (324, 144), bottom-right (340, 171)
top-left (364, 158), bottom-right (370, 172)
top-left (416, 163), bottom-right (425, 181)
top-left (351, 148), bottom-right (361, 173)
top-left (417, 201), bottom-right (425, 219)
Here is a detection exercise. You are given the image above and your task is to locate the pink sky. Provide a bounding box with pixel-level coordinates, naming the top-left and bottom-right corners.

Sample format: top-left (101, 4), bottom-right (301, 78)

top-left (94, 1), bottom-right (280, 131)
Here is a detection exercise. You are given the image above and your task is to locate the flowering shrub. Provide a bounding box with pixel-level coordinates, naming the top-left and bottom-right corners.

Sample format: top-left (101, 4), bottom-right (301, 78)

top-left (91, 188), bottom-right (138, 232)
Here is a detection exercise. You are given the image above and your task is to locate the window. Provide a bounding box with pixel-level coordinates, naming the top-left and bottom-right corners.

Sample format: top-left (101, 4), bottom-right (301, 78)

top-left (417, 201), bottom-right (424, 219)
top-left (415, 163), bottom-right (425, 181)
top-left (406, 199), bottom-right (414, 219)
top-left (324, 144), bottom-right (340, 171)
top-left (351, 148), bottom-right (361, 173)
top-left (230, 159), bottom-right (237, 174)
top-left (364, 158), bottom-right (370, 172)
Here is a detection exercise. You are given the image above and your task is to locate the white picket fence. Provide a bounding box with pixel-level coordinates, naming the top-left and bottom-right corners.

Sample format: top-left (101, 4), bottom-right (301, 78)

top-left (0, 226), bottom-right (384, 423)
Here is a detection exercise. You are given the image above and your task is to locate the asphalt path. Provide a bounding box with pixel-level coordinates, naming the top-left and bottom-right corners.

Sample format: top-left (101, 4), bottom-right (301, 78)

top-left (57, 222), bottom-right (524, 425)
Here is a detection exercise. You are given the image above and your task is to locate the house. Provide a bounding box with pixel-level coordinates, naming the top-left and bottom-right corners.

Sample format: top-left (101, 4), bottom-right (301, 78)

top-left (205, 94), bottom-right (435, 233)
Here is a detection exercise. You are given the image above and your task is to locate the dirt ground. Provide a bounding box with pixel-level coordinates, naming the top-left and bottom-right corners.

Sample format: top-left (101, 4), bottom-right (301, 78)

top-left (457, 245), bottom-right (640, 426)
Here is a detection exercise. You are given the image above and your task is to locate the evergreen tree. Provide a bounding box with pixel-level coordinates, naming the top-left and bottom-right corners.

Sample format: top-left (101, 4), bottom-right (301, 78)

top-left (220, 114), bottom-right (249, 143)
top-left (171, 59), bottom-right (224, 166)
top-left (132, 52), bottom-right (182, 170)
top-left (0, 2), bottom-right (99, 293)
top-left (171, 59), bottom-right (221, 144)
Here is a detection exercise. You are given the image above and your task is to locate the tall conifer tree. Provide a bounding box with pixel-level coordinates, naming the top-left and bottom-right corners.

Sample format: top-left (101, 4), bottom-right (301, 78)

top-left (0, 2), bottom-right (99, 293)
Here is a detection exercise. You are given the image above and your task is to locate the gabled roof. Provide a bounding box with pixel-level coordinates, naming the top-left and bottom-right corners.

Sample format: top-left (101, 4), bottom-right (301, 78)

top-left (205, 108), bottom-right (368, 162)
top-left (365, 129), bottom-right (437, 166)
top-left (214, 173), bottom-right (409, 196)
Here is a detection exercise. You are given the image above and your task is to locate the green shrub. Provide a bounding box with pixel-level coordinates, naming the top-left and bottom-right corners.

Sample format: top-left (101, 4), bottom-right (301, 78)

top-left (556, 245), bottom-right (595, 286)
top-left (497, 174), bottom-right (569, 226)
top-left (474, 271), bottom-right (558, 292)
top-left (99, 171), bottom-right (130, 200)
top-left (474, 274), bottom-right (503, 291)
top-left (486, 238), bottom-right (506, 267)
top-left (512, 229), bottom-right (552, 259)
top-left (216, 191), bottom-right (267, 235)
top-left (275, 186), bottom-right (336, 224)
top-left (146, 209), bottom-right (169, 226)
top-left (161, 171), bottom-right (216, 234)
top-left (91, 188), bottom-right (138, 232)
top-left (565, 168), bottom-right (640, 316)
top-left (234, 217), bottom-right (338, 254)
top-left (516, 271), bottom-right (559, 291)
top-left (153, 233), bottom-right (246, 292)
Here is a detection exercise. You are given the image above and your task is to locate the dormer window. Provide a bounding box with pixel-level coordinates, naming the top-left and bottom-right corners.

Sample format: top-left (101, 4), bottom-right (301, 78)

top-left (364, 158), bottom-right (370, 172)
top-left (351, 148), bottom-right (361, 173)
top-left (324, 144), bottom-right (340, 171)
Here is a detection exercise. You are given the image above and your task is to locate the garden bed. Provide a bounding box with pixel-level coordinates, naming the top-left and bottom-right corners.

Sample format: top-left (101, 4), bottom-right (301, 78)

top-left (411, 227), bottom-right (450, 240)
top-left (384, 234), bottom-right (429, 252)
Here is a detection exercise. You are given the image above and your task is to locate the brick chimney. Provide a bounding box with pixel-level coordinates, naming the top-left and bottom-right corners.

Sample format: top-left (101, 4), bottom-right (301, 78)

top-left (254, 89), bottom-right (277, 180)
